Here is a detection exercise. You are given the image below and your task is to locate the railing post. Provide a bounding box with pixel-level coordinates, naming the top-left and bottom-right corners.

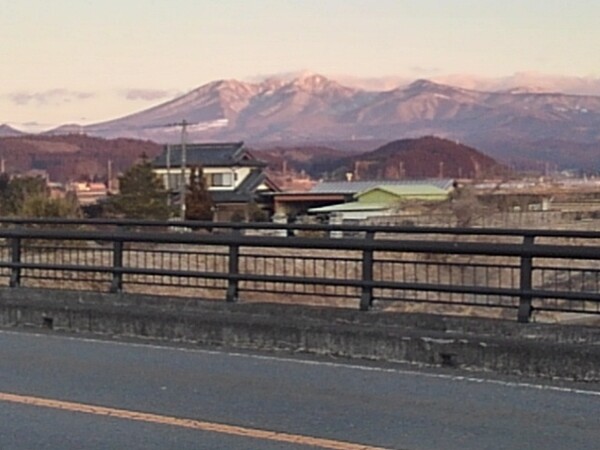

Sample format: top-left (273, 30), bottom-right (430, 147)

top-left (226, 242), bottom-right (240, 303)
top-left (359, 231), bottom-right (375, 311)
top-left (110, 240), bottom-right (124, 293)
top-left (9, 236), bottom-right (21, 288)
top-left (518, 235), bottom-right (535, 323)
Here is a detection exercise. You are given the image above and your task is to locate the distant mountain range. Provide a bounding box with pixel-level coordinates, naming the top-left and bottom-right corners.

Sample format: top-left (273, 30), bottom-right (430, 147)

top-left (5, 73), bottom-right (600, 169)
top-left (0, 124), bottom-right (24, 138)
top-left (0, 133), bottom-right (501, 184)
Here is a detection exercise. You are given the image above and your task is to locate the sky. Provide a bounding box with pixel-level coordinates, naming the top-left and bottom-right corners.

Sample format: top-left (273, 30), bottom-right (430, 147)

top-left (2, 0), bottom-right (600, 131)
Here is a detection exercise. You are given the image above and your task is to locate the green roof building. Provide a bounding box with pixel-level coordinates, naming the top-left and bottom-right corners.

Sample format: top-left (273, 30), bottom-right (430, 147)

top-left (308, 183), bottom-right (451, 220)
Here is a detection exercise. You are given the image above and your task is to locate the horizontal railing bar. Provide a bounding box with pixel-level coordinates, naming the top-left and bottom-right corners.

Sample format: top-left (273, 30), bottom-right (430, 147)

top-left (3, 217), bottom-right (600, 240)
top-left (3, 228), bottom-right (600, 259)
top-left (375, 260), bottom-right (520, 269)
top-left (374, 296), bottom-right (519, 309)
top-left (3, 260), bottom-right (513, 291)
top-left (11, 259), bottom-right (600, 303)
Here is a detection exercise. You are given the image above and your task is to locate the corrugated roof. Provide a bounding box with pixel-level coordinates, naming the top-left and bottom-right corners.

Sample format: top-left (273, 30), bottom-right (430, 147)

top-left (310, 179), bottom-right (454, 194)
top-left (356, 185), bottom-right (449, 198)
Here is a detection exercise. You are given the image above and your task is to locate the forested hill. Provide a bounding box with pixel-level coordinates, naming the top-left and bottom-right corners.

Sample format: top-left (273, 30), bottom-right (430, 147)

top-left (0, 135), bottom-right (161, 182)
top-left (345, 136), bottom-right (507, 179)
top-left (255, 136), bottom-right (507, 180)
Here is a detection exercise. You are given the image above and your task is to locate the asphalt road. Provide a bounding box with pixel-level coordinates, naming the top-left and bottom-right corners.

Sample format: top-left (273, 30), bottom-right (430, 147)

top-left (0, 329), bottom-right (598, 450)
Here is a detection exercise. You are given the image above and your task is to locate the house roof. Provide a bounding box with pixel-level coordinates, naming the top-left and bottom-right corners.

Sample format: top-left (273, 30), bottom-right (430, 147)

top-left (310, 179), bottom-right (455, 195)
top-left (210, 170), bottom-right (279, 204)
top-left (153, 141), bottom-right (266, 168)
top-left (309, 201), bottom-right (390, 214)
top-left (308, 182), bottom-right (451, 214)
top-left (356, 184), bottom-right (450, 199)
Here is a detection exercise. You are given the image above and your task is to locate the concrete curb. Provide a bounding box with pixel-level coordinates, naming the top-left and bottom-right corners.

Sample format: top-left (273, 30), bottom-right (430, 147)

top-left (1, 287), bottom-right (599, 381)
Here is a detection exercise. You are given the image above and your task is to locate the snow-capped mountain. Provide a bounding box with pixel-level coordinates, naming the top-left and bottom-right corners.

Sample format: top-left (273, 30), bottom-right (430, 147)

top-left (77, 74), bottom-right (600, 142)
top-left (0, 124), bottom-right (25, 137)
top-left (38, 73), bottom-right (600, 167)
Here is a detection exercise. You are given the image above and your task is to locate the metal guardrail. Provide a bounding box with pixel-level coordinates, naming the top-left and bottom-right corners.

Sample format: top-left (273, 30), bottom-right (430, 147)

top-left (0, 219), bottom-right (599, 323)
top-left (3, 216), bottom-right (600, 238)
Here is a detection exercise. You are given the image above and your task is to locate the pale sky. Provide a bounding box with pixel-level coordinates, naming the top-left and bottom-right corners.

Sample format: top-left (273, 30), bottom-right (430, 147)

top-left (2, 0), bottom-right (600, 131)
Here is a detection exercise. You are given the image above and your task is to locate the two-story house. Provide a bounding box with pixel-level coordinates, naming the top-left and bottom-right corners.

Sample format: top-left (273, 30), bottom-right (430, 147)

top-left (152, 141), bottom-right (278, 221)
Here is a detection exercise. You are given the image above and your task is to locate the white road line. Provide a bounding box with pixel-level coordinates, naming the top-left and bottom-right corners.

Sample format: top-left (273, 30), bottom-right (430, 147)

top-left (1, 329), bottom-right (599, 398)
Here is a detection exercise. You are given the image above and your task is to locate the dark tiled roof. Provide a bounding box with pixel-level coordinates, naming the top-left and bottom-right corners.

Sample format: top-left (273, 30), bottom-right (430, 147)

top-left (310, 179), bottom-right (455, 195)
top-left (210, 170), bottom-right (270, 204)
top-left (153, 141), bottom-right (265, 167)
top-left (210, 190), bottom-right (252, 204)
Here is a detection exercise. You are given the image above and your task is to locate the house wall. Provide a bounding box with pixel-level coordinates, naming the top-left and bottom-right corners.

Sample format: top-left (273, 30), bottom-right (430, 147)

top-left (154, 166), bottom-right (251, 191)
top-left (337, 210), bottom-right (393, 221)
top-left (69, 182), bottom-right (108, 205)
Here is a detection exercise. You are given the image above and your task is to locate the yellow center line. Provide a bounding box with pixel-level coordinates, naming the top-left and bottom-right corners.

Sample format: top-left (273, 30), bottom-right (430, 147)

top-left (0, 392), bottom-right (392, 450)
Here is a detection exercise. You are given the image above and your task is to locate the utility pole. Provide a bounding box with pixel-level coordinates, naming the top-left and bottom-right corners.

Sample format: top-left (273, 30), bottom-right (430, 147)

top-left (179, 120), bottom-right (188, 220)
top-left (156, 119), bottom-right (196, 218)
top-left (107, 159), bottom-right (112, 192)
top-left (165, 144), bottom-right (171, 206)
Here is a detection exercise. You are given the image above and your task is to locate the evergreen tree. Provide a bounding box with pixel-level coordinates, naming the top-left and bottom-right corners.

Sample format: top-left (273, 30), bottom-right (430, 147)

top-left (107, 157), bottom-right (171, 220)
top-left (0, 175), bottom-right (48, 216)
top-left (185, 165), bottom-right (214, 221)
top-left (19, 192), bottom-right (81, 218)
top-left (0, 174), bottom-right (82, 219)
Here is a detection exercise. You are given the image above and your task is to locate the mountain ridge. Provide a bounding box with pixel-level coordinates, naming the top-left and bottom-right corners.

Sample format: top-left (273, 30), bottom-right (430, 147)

top-left (61, 74), bottom-right (600, 137)
top-left (17, 73), bottom-right (600, 169)
top-left (0, 124), bottom-right (26, 137)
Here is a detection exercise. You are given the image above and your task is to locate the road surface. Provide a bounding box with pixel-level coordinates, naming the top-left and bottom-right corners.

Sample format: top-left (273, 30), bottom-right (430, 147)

top-left (0, 329), bottom-right (598, 449)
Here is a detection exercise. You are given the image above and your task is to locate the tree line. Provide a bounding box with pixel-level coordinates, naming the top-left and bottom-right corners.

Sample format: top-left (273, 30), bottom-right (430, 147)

top-left (0, 156), bottom-right (214, 221)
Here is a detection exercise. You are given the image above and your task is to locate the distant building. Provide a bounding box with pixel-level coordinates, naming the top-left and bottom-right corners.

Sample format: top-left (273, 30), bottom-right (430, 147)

top-left (273, 179), bottom-right (454, 219)
top-left (69, 182), bottom-right (108, 206)
top-left (308, 181), bottom-right (452, 221)
top-left (152, 142), bottom-right (279, 221)
top-left (23, 169), bottom-right (50, 182)
top-left (47, 182), bottom-right (66, 200)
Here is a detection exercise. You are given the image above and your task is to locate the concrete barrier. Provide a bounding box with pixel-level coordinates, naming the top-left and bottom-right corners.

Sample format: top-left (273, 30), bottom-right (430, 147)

top-left (0, 287), bottom-right (599, 381)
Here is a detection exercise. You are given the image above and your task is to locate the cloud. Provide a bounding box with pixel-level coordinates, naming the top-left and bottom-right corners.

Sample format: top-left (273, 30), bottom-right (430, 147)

top-left (122, 89), bottom-right (176, 101)
top-left (333, 75), bottom-right (411, 91)
top-left (409, 66), bottom-right (442, 75)
top-left (8, 89), bottom-right (94, 106)
top-left (432, 73), bottom-right (600, 95)
top-left (244, 70), bottom-right (314, 84)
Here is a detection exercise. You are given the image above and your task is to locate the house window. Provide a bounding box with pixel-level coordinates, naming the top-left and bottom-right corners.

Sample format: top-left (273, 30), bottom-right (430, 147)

top-left (210, 173), bottom-right (234, 187)
top-left (163, 173), bottom-right (184, 190)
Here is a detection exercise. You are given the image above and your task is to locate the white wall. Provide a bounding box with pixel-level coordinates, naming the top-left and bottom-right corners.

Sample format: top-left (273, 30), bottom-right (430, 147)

top-left (154, 166), bottom-right (251, 191)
